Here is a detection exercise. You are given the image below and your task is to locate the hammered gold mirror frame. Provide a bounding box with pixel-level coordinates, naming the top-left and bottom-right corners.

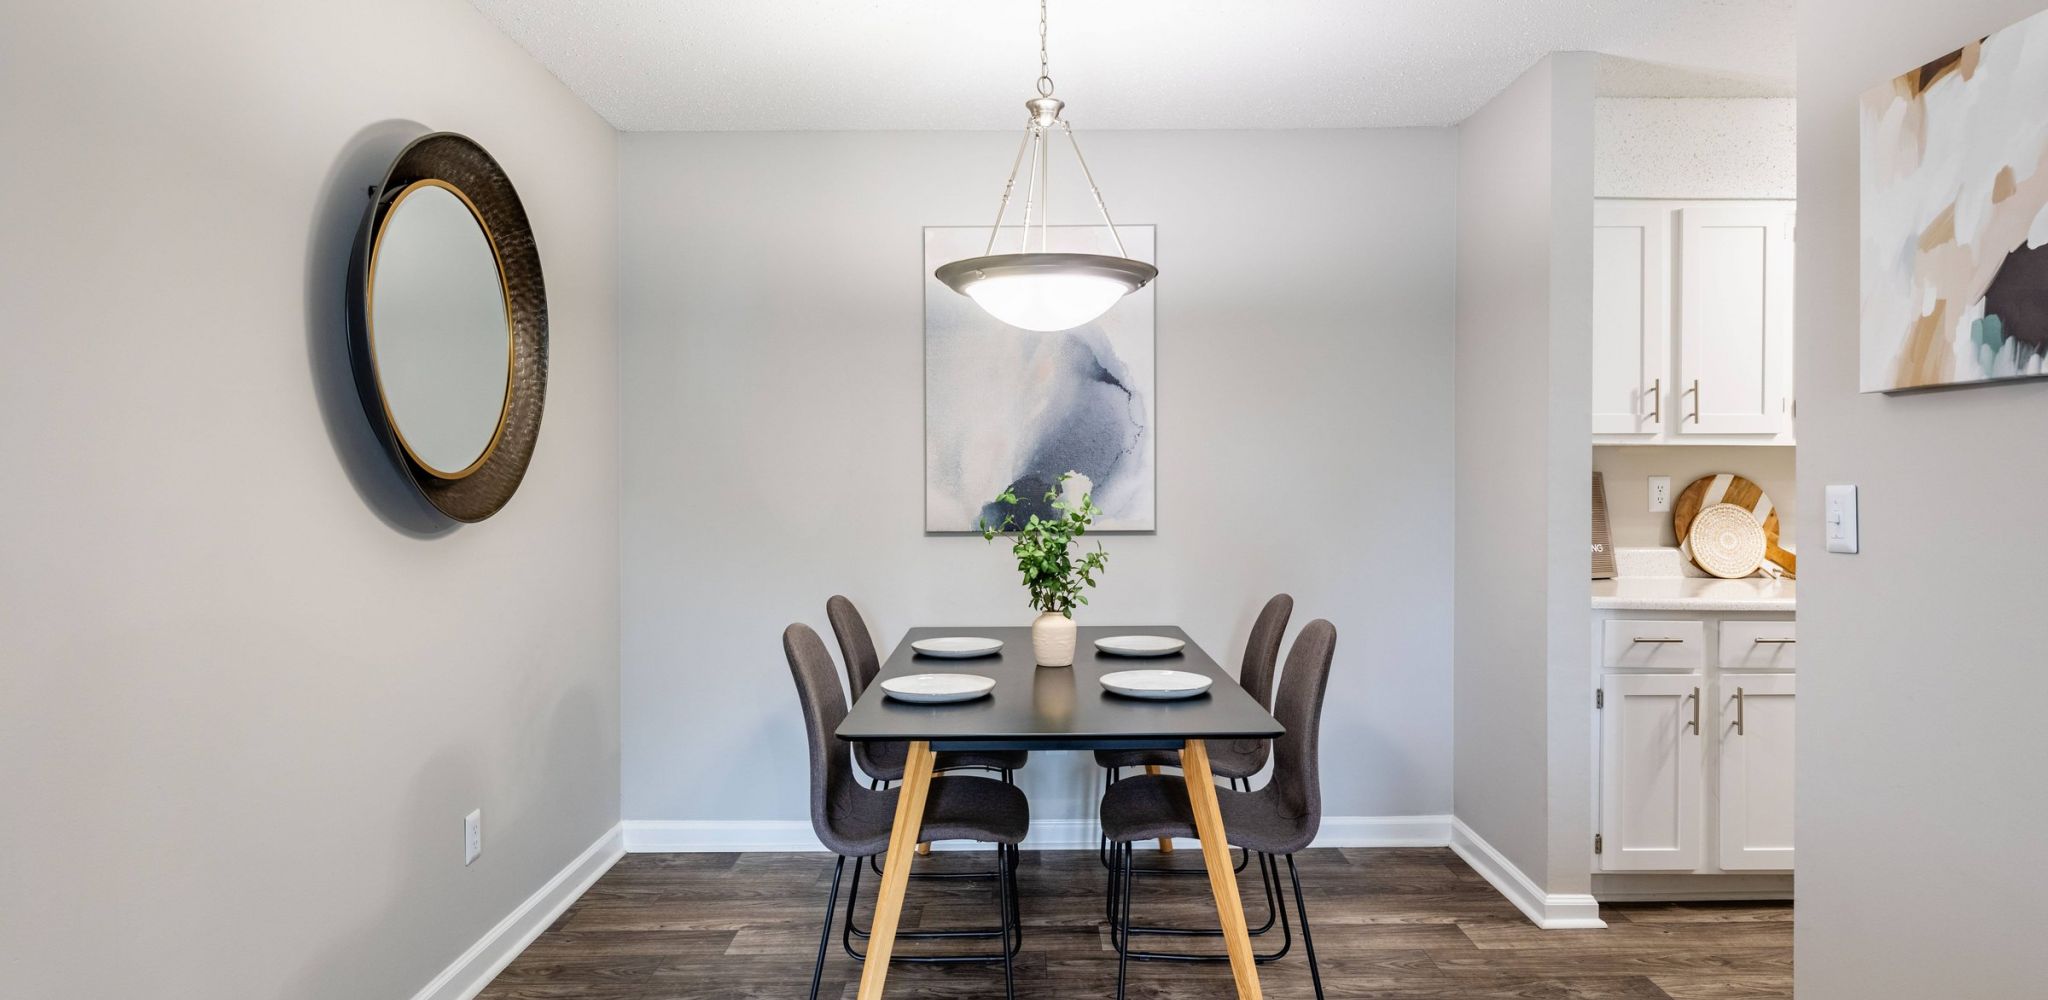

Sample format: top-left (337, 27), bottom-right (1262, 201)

top-left (349, 132), bottom-right (547, 522)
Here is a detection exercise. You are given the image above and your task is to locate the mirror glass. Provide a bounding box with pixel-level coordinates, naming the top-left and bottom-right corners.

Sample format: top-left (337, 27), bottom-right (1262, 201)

top-left (369, 181), bottom-right (512, 477)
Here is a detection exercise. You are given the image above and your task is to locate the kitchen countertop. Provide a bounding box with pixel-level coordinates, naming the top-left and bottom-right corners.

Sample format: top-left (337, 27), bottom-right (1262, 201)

top-left (1591, 576), bottom-right (1796, 612)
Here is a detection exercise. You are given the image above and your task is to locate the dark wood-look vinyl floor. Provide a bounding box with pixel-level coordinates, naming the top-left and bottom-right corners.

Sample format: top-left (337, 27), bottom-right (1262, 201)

top-left (479, 848), bottom-right (1791, 999)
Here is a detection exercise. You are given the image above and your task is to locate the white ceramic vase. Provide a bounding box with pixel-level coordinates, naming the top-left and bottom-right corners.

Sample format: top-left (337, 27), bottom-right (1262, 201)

top-left (1031, 611), bottom-right (1076, 667)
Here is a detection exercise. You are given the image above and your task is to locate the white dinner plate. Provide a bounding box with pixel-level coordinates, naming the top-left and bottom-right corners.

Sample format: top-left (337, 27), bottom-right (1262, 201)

top-left (1099, 669), bottom-right (1213, 700)
top-left (910, 636), bottom-right (1005, 658)
top-left (880, 673), bottom-right (997, 704)
top-left (1094, 635), bottom-right (1187, 657)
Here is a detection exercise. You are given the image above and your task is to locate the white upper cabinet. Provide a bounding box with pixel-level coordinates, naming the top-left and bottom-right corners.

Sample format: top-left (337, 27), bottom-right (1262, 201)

top-left (1678, 206), bottom-right (1794, 436)
top-left (1593, 203), bottom-right (1671, 436)
top-left (1592, 200), bottom-right (1794, 445)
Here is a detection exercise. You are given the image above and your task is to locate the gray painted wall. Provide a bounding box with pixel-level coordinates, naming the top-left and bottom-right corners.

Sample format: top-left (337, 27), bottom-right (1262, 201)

top-left (1453, 53), bottom-right (1596, 892)
top-left (618, 129), bottom-right (1459, 827)
top-left (1796, 1), bottom-right (2048, 996)
top-left (0, 2), bottom-right (620, 998)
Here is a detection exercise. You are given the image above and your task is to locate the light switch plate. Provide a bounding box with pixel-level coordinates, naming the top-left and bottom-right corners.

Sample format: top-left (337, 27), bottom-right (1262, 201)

top-left (464, 809), bottom-right (482, 865)
top-left (1825, 485), bottom-right (1859, 553)
top-left (1648, 476), bottom-right (1672, 512)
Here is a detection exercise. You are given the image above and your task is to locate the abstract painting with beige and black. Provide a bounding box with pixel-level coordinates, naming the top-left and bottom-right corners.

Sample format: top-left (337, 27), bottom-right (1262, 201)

top-left (1860, 8), bottom-right (2048, 392)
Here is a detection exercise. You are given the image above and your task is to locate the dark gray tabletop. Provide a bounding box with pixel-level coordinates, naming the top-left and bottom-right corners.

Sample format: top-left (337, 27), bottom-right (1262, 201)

top-left (835, 625), bottom-right (1285, 749)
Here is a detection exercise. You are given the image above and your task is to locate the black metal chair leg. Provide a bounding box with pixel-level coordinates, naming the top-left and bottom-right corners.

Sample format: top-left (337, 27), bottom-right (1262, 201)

top-left (1286, 854), bottom-right (1325, 1000)
top-left (844, 847), bottom-right (1021, 963)
top-left (994, 844), bottom-right (1016, 1000)
top-left (1111, 848), bottom-right (1295, 964)
top-left (1116, 843), bottom-right (1134, 1000)
top-left (1105, 816), bottom-right (1123, 926)
top-left (1263, 851), bottom-right (1295, 962)
top-left (1112, 842), bottom-right (1286, 948)
top-left (841, 852), bottom-right (867, 955)
top-left (811, 856), bottom-right (845, 1000)
top-left (1124, 841), bottom-right (1279, 937)
top-left (1007, 845), bottom-right (1024, 954)
top-left (1230, 776), bottom-right (1250, 873)
top-left (1248, 843), bottom-right (1280, 935)
top-left (1098, 766), bottom-right (1118, 869)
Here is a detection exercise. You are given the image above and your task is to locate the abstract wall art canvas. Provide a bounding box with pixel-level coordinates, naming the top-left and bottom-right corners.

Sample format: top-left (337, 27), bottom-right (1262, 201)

top-left (924, 225), bottom-right (1156, 532)
top-left (1861, 10), bottom-right (2048, 392)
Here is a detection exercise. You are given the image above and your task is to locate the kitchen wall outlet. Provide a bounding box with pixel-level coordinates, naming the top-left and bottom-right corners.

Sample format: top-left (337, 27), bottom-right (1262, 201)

top-left (1825, 484), bottom-right (1859, 554)
top-left (464, 809), bottom-right (482, 866)
top-left (1648, 476), bottom-right (1672, 512)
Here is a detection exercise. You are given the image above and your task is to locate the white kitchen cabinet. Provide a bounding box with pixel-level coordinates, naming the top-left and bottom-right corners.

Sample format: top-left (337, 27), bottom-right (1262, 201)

top-left (1599, 672), bottom-right (1705, 871)
top-left (1593, 607), bottom-right (1796, 894)
top-left (1592, 203), bottom-right (1670, 436)
top-left (1717, 673), bottom-right (1796, 870)
top-left (1717, 621), bottom-right (1798, 671)
top-left (1601, 619), bottom-right (1705, 670)
top-left (1591, 200), bottom-right (1794, 446)
top-left (1677, 206), bottom-right (1794, 436)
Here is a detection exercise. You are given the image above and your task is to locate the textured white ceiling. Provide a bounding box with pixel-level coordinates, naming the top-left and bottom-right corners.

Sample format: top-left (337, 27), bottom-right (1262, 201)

top-left (468, 0), bottom-right (1794, 131)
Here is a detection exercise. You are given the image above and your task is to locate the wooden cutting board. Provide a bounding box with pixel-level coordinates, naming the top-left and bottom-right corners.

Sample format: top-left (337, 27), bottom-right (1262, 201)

top-left (1674, 474), bottom-right (1796, 578)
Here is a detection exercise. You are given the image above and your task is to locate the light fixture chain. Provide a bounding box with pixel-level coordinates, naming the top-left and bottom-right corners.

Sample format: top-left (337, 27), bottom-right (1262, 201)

top-left (1019, 127), bottom-right (1044, 253)
top-left (1036, 0), bottom-right (1054, 97)
top-left (983, 129), bottom-right (1036, 255)
top-left (1060, 122), bottom-right (1129, 258)
top-left (1040, 118), bottom-right (1052, 251)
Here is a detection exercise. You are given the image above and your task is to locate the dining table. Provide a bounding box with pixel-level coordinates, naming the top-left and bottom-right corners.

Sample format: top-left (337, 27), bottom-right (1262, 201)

top-left (836, 624), bottom-right (1286, 1000)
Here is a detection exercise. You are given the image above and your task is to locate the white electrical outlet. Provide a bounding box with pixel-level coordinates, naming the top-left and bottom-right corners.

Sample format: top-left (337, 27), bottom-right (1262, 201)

top-left (1826, 485), bottom-right (1859, 553)
top-left (464, 809), bottom-right (483, 866)
top-left (1648, 476), bottom-right (1672, 513)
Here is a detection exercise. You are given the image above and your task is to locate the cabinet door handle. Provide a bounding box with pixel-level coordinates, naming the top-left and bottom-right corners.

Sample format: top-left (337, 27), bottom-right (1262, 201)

top-left (1687, 687), bottom-right (1700, 735)
top-left (1752, 637), bottom-right (1796, 644)
top-left (1647, 378), bottom-right (1662, 423)
top-left (1632, 636), bottom-right (1685, 643)
top-left (1687, 379), bottom-right (1701, 424)
top-left (1734, 687), bottom-right (1746, 736)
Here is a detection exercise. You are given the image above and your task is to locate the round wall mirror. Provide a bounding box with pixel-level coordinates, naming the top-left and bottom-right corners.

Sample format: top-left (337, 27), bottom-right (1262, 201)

top-left (349, 132), bottom-right (547, 523)
top-left (369, 181), bottom-right (512, 478)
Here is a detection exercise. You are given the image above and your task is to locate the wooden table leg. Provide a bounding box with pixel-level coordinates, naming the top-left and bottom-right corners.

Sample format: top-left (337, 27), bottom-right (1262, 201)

top-left (1182, 739), bottom-right (1262, 999)
top-left (857, 740), bottom-right (935, 1000)
top-left (1144, 764), bottom-right (1173, 853)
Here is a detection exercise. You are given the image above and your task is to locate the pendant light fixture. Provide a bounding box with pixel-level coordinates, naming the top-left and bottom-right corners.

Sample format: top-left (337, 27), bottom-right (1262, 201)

top-left (933, 0), bottom-right (1156, 333)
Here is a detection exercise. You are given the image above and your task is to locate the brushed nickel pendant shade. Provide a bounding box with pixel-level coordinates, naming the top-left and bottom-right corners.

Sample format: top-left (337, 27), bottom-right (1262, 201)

top-left (934, 0), bottom-right (1155, 333)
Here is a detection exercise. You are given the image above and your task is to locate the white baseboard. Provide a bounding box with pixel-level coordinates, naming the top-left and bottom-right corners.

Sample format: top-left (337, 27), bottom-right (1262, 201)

top-left (622, 814), bottom-right (1455, 854)
top-left (1449, 818), bottom-right (1606, 929)
top-left (1312, 814), bottom-right (1453, 848)
top-left (624, 819), bottom-right (822, 852)
top-left (409, 822), bottom-right (625, 1000)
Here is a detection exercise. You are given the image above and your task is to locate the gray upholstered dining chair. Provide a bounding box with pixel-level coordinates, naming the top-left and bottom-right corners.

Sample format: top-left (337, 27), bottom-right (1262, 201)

top-left (828, 595), bottom-right (1029, 787)
top-left (1096, 593), bottom-right (1292, 890)
top-left (1098, 618), bottom-right (1337, 1000)
top-left (1095, 594), bottom-right (1291, 780)
top-left (784, 623), bottom-right (1028, 1000)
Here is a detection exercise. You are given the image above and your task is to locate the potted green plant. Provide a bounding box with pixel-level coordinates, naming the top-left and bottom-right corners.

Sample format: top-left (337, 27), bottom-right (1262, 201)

top-left (979, 472), bottom-right (1110, 667)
